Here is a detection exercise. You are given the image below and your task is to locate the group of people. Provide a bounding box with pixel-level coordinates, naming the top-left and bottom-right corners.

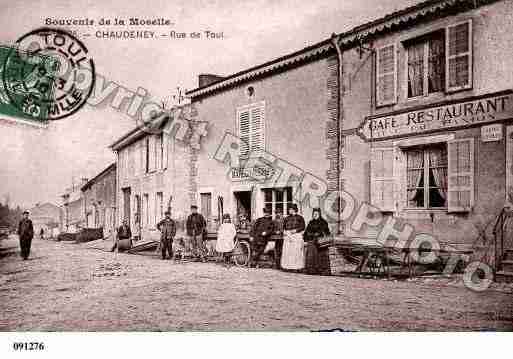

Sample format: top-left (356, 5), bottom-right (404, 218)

top-left (249, 204), bottom-right (330, 274)
top-left (111, 202), bottom-right (331, 274)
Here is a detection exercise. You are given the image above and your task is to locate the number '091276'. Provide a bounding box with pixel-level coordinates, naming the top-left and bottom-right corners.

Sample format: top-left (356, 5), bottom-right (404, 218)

top-left (13, 342), bottom-right (45, 351)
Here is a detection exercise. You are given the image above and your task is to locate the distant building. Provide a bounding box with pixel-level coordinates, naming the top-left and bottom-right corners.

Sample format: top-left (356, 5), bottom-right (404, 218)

top-left (61, 178), bottom-right (88, 233)
top-left (81, 163), bottom-right (117, 237)
top-left (29, 202), bottom-right (61, 238)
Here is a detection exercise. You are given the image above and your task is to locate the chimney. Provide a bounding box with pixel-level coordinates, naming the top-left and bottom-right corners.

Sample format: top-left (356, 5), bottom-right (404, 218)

top-left (198, 74), bottom-right (224, 88)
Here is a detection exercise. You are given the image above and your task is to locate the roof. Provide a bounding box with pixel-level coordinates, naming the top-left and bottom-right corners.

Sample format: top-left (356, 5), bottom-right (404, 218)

top-left (186, 0), bottom-right (493, 98)
top-left (109, 104), bottom-right (193, 151)
top-left (29, 203), bottom-right (61, 219)
top-left (81, 163), bottom-right (116, 191)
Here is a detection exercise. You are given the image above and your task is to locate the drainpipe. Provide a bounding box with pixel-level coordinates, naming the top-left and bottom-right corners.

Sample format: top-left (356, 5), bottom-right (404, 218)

top-left (330, 33), bottom-right (343, 235)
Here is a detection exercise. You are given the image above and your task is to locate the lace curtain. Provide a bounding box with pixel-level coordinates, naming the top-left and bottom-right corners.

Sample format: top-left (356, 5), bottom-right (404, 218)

top-left (407, 42), bottom-right (424, 97)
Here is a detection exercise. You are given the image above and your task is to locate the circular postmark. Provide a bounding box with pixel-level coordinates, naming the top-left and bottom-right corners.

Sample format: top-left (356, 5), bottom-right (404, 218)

top-left (1, 27), bottom-right (95, 121)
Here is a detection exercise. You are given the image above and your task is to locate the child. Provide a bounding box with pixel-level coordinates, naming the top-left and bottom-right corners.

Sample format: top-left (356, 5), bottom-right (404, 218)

top-left (172, 237), bottom-right (186, 261)
top-left (216, 214), bottom-right (237, 266)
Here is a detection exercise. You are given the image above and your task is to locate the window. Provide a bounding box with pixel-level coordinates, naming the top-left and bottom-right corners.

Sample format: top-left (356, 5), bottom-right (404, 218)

top-left (200, 192), bottom-right (212, 220)
top-left (237, 102), bottom-right (265, 158)
top-left (154, 135), bottom-right (159, 170)
top-left (262, 187), bottom-right (293, 218)
top-left (376, 44), bottom-right (397, 106)
top-left (370, 137), bottom-right (474, 213)
top-left (377, 20), bottom-right (472, 104)
top-left (406, 31), bottom-right (445, 98)
top-left (406, 144), bottom-right (447, 208)
top-left (158, 133), bottom-right (164, 169)
top-left (156, 192), bottom-right (163, 223)
top-left (145, 138), bottom-right (149, 173)
top-left (143, 193), bottom-right (149, 227)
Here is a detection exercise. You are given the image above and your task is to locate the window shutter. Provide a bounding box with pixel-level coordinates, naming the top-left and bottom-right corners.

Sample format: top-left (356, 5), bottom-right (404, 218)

top-left (238, 109), bottom-right (250, 158)
top-left (370, 147), bottom-right (395, 211)
top-left (162, 134), bottom-right (168, 170)
top-left (447, 138), bottom-right (474, 212)
top-left (376, 44), bottom-right (397, 106)
top-left (250, 105), bottom-right (264, 153)
top-left (393, 147), bottom-right (407, 212)
top-left (446, 20), bottom-right (472, 92)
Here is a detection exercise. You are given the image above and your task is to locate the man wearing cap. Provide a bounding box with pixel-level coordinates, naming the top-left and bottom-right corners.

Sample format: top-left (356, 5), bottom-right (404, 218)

top-left (157, 210), bottom-right (176, 260)
top-left (186, 205), bottom-right (207, 261)
top-left (17, 210), bottom-right (34, 260)
top-left (250, 207), bottom-right (277, 267)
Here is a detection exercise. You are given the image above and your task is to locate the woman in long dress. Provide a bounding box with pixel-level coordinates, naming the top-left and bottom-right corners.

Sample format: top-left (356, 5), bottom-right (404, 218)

top-left (303, 208), bottom-right (331, 274)
top-left (281, 204), bottom-right (306, 270)
top-left (216, 214), bottom-right (237, 266)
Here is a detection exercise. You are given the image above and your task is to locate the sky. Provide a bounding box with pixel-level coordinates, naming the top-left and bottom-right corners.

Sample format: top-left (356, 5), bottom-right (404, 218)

top-left (0, 0), bottom-right (419, 208)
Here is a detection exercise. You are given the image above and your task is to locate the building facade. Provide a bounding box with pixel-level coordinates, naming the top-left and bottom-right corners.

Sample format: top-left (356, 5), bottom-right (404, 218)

top-left (184, 0), bottom-right (513, 265)
top-left (110, 108), bottom-right (196, 241)
top-left (81, 163), bottom-right (117, 237)
top-left (61, 179), bottom-right (88, 233)
top-left (331, 0), bottom-right (513, 260)
top-left (186, 41), bottom-right (337, 229)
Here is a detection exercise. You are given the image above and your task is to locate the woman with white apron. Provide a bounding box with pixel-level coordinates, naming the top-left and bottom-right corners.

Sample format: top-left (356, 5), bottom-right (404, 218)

top-left (281, 203), bottom-right (306, 270)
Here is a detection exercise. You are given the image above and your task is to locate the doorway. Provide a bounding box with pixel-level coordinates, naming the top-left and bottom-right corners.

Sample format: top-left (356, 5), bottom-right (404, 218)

top-left (234, 191), bottom-right (252, 221)
top-left (122, 187), bottom-right (131, 225)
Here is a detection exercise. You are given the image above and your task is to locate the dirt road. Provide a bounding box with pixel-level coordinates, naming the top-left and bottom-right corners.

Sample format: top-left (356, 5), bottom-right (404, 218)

top-left (1, 236), bottom-right (512, 331)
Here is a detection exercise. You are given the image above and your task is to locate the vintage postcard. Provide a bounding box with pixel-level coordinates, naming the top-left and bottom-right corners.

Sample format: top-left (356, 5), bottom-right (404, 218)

top-left (0, 0), bottom-right (512, 356)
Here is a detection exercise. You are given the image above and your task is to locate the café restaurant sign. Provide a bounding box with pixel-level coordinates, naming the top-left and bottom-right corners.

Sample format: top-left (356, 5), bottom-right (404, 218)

top-left (358, 91), bottom-right (513, 141)
top-left (230, 165), bottom-right (274, 182)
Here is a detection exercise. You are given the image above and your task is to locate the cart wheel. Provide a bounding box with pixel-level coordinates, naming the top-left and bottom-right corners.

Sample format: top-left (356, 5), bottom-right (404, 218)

top-left (232, 240), bottom-right (251, 267)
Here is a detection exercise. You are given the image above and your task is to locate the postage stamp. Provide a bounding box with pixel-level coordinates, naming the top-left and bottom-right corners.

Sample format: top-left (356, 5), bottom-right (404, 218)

top-left (0, 27), bottom-right (95, 122)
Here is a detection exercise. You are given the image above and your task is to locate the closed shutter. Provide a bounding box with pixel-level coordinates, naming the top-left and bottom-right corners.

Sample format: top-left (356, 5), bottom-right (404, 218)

top-left (237, 102), bottom-right (265, 158)
top-left (370, 147), bottom-right (395, 211)
top-left (238, 109), bottom-right (250, 157)
top-left (376, 44), bottom-right (397, 106)
top-left (446, 20), bottom-right (472, 92)
top-left (447, 138), bottom-right (474, 212)
top-left (250, 106), bottom-right (264, 153)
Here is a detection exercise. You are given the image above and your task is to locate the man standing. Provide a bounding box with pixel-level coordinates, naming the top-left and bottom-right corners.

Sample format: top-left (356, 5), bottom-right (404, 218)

top-left (157, 210), bottom-right (176, 260)
top-left (250, 207), bottom-right (277, 267)
top-left (17, 210), bottom-right (34, 260)
top-left (111, 219), bottom-right (132, 252)
top-left (186, 205), bottom-right (207, 262)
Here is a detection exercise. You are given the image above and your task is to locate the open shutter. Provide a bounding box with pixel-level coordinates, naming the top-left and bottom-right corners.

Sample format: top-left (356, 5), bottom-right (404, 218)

top-left (393, 147), bottom-right (407, 212)
top-left (238, 109), bottom-right (250, 158)
top-left (376, 44), bottom-right (397, 106)
top-left (370, 147), bottom-right (395, 211)
top-left (250, 105), bottom-right (264, 153)
top-left (447, 138), bottom-right (474, 212)
top-left (446, 20), bottom-right (472, 92)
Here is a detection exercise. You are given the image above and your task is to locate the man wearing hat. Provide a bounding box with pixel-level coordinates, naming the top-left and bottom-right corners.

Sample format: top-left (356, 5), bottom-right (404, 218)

top-left (249, 207), bottom-right (278, 267)
top-left (17, 210), bottom-right (34, 260)
top-left (157, 210), bottom-right (176, 260)
top-left (186, 204), bottom-right (207, 261)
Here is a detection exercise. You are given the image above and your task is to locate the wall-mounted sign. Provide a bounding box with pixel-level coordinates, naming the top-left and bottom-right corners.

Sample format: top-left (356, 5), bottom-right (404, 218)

top-left (358, 91), bottom-right (513, 141)
top-left (481, 124), bottom-right (502, 142)
top-left (231, 165), bottom-right (274, 182)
